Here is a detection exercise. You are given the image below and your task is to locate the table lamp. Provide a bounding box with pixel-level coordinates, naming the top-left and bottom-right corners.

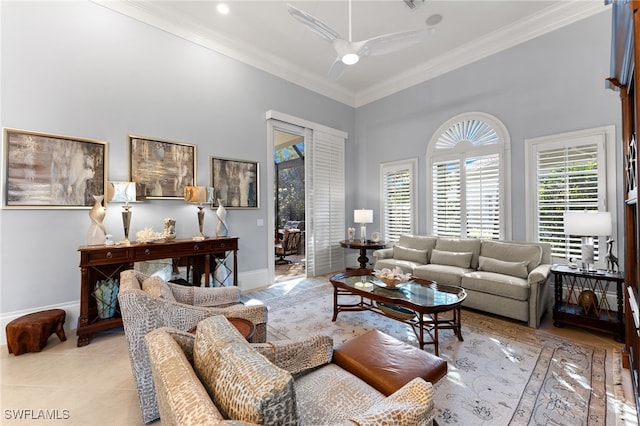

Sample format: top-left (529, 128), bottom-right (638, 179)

top-left (354, 209), bottom-right (373, 242)
top-left (107, 181), bottom-right (144, 245)
top-left (184, 186), bottom-right (214, 241)
top-left (563, 210), bottom-right (612, 272)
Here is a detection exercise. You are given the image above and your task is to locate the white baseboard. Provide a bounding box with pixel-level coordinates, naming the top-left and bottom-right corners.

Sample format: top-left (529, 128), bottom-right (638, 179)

top-left (1, 301), bottom-right (80, 347)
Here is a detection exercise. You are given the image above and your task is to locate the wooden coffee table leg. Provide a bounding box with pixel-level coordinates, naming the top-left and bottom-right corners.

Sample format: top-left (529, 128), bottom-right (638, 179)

top-left (433, 313), bottom-right (439, 356)
top-left (332, 286), bottom-right (339, 321)
top-left (455, 307), bottom-right (464, 341)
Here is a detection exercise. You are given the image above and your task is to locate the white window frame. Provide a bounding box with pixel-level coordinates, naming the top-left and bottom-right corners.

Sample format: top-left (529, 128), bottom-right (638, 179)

top-left (524, 125), bottom-right (617, 265)
top-left (379, 158), bottom-right (418, 243)
top-left (427, 112), bottom-right (511, 240)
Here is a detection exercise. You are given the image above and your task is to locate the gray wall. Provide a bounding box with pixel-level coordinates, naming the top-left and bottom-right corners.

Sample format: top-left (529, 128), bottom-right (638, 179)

top-left (354, 9), bottom-right (622, 244)
top-left (0, 1), bottom-right (354, 315)
top-left (0, 2), bottom-right (622, 324)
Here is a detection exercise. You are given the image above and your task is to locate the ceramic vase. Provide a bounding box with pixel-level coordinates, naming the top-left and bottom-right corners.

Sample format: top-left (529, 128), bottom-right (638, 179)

top-left (94, 279), bottom-right (119, 319)
top-left (216, 199), bottom-right (229, 237)
top-left (87, 195), bottom-right (107, 245)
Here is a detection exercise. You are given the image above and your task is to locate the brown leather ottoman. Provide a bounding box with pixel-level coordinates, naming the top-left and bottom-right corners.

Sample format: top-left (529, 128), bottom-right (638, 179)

top-left (6, 309), bottom-right (67, 356)
top-left (333, 329), bottom-right (447, 396)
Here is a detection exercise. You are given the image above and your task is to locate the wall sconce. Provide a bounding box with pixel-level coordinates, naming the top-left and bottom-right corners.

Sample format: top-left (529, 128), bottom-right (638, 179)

top-left (184, 186), bottom-right (214, 241)
top-left (107, 181), bottom-right (144, 245)
top-left (563, 210), bottom-right (612, 272)
top-left (354, 209), bottom-right (373, 243)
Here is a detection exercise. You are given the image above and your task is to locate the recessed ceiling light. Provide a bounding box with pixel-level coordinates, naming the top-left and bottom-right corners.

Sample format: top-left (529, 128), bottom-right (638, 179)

top-left (426, 14), bottom-right (443, 27)
top-left (217, 3), bottom-right (230, 15)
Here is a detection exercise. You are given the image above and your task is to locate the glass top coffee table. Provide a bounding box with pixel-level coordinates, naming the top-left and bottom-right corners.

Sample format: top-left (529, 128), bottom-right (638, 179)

top-left (330, 269), bottom-right (466, 355)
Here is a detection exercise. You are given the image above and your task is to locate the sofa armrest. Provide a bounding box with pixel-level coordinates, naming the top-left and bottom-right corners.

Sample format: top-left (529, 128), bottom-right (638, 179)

top-left (528, 263), bottom-right (551, 284)
top-left (350, 378), bottom-right (434, 425)
top-left (251, 335), bottom-right (333, 375)
top-left (373, 248), bottom-right (394, 261)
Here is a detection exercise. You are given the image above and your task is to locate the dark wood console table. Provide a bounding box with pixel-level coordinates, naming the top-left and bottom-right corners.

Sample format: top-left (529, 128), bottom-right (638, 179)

top-left (551, 264), bottom-right (624, 342)
top-left (77, 237), bottom-right (238, 346)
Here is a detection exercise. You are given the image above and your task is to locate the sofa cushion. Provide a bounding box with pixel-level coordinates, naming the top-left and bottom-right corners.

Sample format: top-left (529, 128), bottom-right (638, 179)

top-left (375, 258), bottom-right (420, 275)
top-left (397, 235), bottom-right (438, 251)
top-left (413, 264), bottom-right (472, 286)
top-left (462, 271), bottom-right (529, 301)
top-left (393, 246), bottom-right (428, 264)
top-left (193, 316), bottom-right (298, 424)
top-left (430, 249), bottom-right (473, 268)
top-left (141, 276), bottom-right (175, 301)
top-left (478, 256), bottom-right (529, 279)
top-left (480, 240), bottom-right (542, 273)
top-left (434, 238), bottom-right (482, 268)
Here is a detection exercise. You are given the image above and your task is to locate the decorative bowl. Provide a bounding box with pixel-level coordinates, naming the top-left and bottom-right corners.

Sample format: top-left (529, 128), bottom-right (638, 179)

top-left (380, 277), bottom-right (403, 289)
top-left (374, 267), bottom-right (411, 289)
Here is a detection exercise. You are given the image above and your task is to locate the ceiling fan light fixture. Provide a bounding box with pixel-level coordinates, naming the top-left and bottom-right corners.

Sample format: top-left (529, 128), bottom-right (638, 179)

top-left (342, 53), bottom-right (359, 65)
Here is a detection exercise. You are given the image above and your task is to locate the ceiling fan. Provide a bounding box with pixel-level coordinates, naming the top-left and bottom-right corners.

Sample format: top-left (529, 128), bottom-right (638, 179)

top-left (287, 1), bottom-right (434, 81)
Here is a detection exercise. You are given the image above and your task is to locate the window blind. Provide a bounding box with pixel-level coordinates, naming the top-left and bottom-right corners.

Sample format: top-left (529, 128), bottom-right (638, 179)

top-left (381, 161), bottom-right (415, 243)
top-left (536, 144), bottom-right (599, 259)
top-left (466, 154), bottom-right (500, 239)
top-left (432, 159), bottom-right (461, 237)
top-left (306, 130), bottom-right (345, 275)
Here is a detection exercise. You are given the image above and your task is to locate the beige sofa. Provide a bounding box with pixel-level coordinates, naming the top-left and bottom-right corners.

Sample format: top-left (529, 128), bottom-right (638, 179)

top-left (145, 316), bottom-right (435, 425)
top-left (373, 235), bottom-right (551, 328)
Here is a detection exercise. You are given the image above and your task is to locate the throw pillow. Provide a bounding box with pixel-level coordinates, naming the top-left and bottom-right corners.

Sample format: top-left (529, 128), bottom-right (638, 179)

top-left (434, 238), bottom-right (481, 268)
top-left (480, 240), bottom-right (543, 273)
top-left (478, 256), bottom-right (529, 279)
top-left (141, 276), bottom-right (175, 301)
top-left (429, 249), bottom-right (473, 268)
top-left (393, 246), bottom-right (428, 264)
top-left (193, 316), bottom-right (298, 424)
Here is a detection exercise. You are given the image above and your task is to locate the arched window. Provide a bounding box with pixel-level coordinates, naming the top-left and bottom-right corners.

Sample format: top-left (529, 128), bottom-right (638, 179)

top-left (427, 112), bottom-right (511, 239)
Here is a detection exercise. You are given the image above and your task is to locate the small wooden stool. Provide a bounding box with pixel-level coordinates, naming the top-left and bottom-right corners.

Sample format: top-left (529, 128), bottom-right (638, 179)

top-left (6, 309), bottom-right (67, 356)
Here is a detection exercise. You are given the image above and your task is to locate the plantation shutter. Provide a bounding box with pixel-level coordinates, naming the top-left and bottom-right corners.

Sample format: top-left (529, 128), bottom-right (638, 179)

top-left (306, 130), bottom-right (345, 275)
top-left (466, 154), bottom-right (500, 239)
top-left (536, 144), bottom-right (600, 259)
top-left (432, 159), bottom-right (461, 237)
top-left (381, 161), bottom-right (415, 243)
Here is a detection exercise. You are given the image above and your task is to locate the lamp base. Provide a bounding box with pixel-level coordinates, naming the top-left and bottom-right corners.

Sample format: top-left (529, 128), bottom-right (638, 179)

top-left (119, 238), bottom-right (131, 246)
top-left (360, 223), bottom-right (367, 243)
top-left (192, 234), bottom-right (205, 241)
top-left (580, 236), bottom-right (595, 272)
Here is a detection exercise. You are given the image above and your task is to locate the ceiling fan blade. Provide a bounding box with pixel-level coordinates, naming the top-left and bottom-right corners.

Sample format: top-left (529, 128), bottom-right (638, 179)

top-left (287, 3), bottom-right (341, 43)
top-left (357, 29), bottom-right (430, 58)
top-left (328, 58), bottom-right (349, 82)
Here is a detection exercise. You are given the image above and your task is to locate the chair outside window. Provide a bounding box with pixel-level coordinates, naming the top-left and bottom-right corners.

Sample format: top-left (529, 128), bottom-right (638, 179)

top-left (275, 228), bottom-right (301, 264)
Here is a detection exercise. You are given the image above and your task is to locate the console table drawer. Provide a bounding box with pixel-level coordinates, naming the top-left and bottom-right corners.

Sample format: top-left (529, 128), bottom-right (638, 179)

top-left (208, 239), bottom-right (238, 251)
top-left (82, 249), bottom-right (130, 265)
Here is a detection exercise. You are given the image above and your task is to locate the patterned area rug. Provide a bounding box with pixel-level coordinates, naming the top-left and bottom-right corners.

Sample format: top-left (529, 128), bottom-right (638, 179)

top-left (263, 283), bottom-right (625, 425)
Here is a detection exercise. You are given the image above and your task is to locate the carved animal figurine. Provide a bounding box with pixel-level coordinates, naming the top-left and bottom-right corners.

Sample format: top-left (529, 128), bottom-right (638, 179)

top-left (605, 238), bottom-right (619, 273)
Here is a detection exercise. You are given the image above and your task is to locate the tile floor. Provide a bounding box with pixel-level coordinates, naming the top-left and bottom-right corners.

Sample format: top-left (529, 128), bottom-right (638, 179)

top-left (1, 276), bottom-right (638, 425)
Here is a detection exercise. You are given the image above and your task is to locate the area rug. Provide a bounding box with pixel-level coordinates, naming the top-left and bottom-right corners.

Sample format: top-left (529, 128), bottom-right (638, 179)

top-left (263, 282), bottom-right (625, 425)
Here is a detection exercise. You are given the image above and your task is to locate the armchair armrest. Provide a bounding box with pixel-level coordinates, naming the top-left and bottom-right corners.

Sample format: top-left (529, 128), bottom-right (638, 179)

top-left (168, 283), bottom-right (240, 307)
top-left (528, 263), bottom-right (551, 285)
top-left (373, 248), bottom-right (394, 261)
top-left (350, 378), bottom-right (434, 425)
top-left (251, 335), bottom-right (333, 375)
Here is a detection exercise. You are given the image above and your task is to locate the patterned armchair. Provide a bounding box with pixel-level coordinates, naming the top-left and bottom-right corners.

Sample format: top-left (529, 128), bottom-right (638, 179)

top-left (145, 316), bottom-right (435, 425)
top-left (118, 270), bottom-right (268, 424)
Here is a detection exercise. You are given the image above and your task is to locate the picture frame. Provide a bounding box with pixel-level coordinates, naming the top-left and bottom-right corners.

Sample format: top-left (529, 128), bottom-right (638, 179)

top-left (129, 134), bottom-right (196, 199)
top-left (210, 156), bottom-right (259, 209)
top-left (3, 128), bottom-right (107, 209)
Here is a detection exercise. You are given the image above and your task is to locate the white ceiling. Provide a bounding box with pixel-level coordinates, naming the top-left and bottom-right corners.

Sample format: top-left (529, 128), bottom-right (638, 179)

top-left (94, 0), bottom-right (608, 107)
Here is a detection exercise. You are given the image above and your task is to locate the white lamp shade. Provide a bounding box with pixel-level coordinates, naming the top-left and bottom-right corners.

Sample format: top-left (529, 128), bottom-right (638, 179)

top-left (563, 211), bottom-right (612, 236)
top-left (354, 209), bottom-right (373, 224)
top-left (107, 181), bottom-right (141, 203)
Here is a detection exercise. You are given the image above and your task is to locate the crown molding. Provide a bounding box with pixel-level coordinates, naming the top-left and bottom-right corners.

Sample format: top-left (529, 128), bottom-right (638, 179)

top-left (92, 0), bottom-right (607, 109)
top-left (91, 0), bottom-right (357, 106)
top-left (354, 1), bottom-right (609, 107)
